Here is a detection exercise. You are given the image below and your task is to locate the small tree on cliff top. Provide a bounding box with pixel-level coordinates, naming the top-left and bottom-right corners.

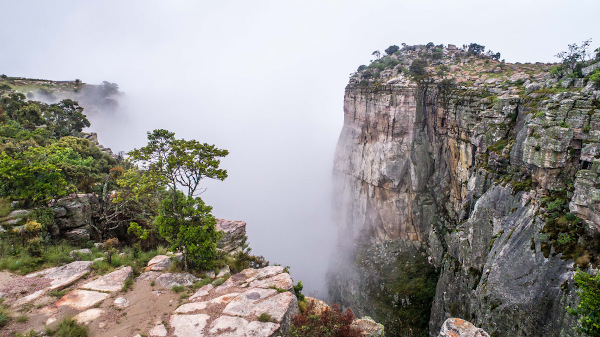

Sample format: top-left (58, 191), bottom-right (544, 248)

top-left (129, 129), bottom-right (228, 269)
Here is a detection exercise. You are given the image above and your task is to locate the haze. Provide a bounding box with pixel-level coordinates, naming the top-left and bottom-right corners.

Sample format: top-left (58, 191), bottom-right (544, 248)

top-left (1, 0), bottom-right (599, 297)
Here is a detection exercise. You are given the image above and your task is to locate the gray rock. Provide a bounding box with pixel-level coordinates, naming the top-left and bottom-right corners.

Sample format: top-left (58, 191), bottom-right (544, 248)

top-left (81, 266), bottom-right (132, 292)
top-left (69, 248), bottom-right (92, 258)
top-left (26, 260), bottom-right (93, 291)
top-left (155, 273), bottom-right (198, 289)
top-left (64, 228), bottom-right (90, 242)
top-left (438, 318), bottom-right (489, 337)
top-left (216, 218), bottom-right (247, 254)
top-left (113, 296), bottom-right (130, 308)
top-left (583, 62), bottom-right (600, 76)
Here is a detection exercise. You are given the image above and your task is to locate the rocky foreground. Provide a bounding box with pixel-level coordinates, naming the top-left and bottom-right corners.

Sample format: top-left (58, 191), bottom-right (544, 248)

top-left (0, 255), bottom-right (298, 337)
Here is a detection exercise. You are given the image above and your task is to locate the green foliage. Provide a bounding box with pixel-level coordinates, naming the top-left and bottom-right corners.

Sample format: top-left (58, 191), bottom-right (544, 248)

top-left (258, 313), bottom-right (277, 323)
top-left (468, 43), bottom-right (485, 55)
top-left (0, 298), bottom-right (10, 328)
top-left (294, 281), bottom-right (305, 302)
top-left (590, 69), bottom-right (600, 88)
top-left (409, 59), bottom-right (428, 80)
top-left (385, 45), bottom-right (399, 55)
top-left (192, 277), bottom-right (213, 289)
top-left (130, 129), bottom-right (228, 270)
top-left (47, 317), bottom-right (88, 337)
top-left (155, 192), bottom-right (220, 270)
top-left (285, 302), bottom-right (362, 337)
top-left (555, 39), bottom-right (593, 78)
top-left (569, 270), bottom-right (600, 336)
top-left (171, 285), bottom-right (185, 293)
top-left (122, 278), bottom-right (133, 292)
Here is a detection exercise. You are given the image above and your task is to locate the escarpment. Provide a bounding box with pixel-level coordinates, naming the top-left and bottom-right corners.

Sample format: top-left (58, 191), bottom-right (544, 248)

top-left (329, 44), bottom-right (600, 336)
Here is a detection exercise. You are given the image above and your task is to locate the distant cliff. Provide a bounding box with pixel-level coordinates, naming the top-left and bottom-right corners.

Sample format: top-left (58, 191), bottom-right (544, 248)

top-left (328, 43), bottom-right (600, 336)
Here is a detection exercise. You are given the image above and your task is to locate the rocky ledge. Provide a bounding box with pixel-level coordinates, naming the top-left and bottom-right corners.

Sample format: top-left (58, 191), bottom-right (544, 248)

top-left (0, 259), bottom-right (298, 337)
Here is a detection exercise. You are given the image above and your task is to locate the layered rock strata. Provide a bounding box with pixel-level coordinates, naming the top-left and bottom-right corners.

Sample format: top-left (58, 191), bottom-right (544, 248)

top-left (329, 44), bottom-right (600, 336)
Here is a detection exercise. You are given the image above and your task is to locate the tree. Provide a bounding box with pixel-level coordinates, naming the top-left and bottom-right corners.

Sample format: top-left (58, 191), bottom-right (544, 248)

top-left (409, 58), bottom-right (429, 81)
top-left (385, 45), bottom-right (399, 55)
top-left (468, 43), bottom-right (485, 56)
top-left (43, 99), bottom-right (90, 138)
top-left (129, 129), bottom-right (228, 269)
top-left (372, 50), bottom-right (381, 60)
top-left (555, 39), bottom-right (593, 78)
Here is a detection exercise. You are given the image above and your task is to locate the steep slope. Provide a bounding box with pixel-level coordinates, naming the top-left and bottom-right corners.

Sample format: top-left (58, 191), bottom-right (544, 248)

top-left (329, 44), bottom-right (600, 336)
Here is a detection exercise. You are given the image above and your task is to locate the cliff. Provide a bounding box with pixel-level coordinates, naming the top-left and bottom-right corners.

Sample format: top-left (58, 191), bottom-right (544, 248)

top-left (329, 44), bottom-right (600, 336)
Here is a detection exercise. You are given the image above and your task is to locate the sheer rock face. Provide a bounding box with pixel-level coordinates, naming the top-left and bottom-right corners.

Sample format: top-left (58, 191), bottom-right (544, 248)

top-left (329, 45), bottom-right (600, 337)
top-left (216, 218), bottom-right (247, 254)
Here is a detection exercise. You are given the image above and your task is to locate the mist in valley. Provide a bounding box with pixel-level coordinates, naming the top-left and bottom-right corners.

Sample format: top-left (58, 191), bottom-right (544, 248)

top-left (1, 0), bottom-right (598, 298)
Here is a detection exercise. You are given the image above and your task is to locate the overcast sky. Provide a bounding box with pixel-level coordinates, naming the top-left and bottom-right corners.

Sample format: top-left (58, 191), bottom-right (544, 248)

top-left (1, 0), bottom-right (599, 297)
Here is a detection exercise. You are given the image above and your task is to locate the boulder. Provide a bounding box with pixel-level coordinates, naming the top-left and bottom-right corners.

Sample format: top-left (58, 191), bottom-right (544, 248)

top-left (55, 289), bottom-right (109, 310)
top-left (155, 273), bottom-right (198, 289)
top-left (80, 266), bottom-right (132, 292)
top-left (69, 248), bottom-right (92, 258)
top-left (26, 260), bottom-right (93, 291)
top-left (351, 317), bottom-right (385, 336)
top-left (216, 218), bottom-right (246, 254)
top-left (438, 318), bottom-right (490, 337)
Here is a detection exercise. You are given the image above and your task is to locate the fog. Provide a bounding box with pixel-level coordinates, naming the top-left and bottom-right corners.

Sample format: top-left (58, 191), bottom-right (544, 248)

top-left (1, 0), bottom-right (599, 298)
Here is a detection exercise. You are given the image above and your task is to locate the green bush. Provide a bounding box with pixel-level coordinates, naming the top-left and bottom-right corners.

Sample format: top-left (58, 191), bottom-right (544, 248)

top-left (590, 69), bottom-right (600, 88)
top-left (47, 317), bottom-right (88, 337)
top-left (569, 270), bottom-right (600, 336)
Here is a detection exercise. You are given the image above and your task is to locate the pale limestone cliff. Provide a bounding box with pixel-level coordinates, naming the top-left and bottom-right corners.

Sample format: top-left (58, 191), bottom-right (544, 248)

top-left (329, 44), bottom-right (600, 337)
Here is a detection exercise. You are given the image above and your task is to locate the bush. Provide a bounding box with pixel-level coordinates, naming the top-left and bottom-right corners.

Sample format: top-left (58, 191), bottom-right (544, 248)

top-left (285, 302), bottom-right (362, 337)
top-left (590, 69), bottom-right (600, 88)
top-left (385, 45), bottom-right (399, 55)
top-left (47, 317), bottom-right (88, 337)
top-left (569, 270), bottom-right (600, 336)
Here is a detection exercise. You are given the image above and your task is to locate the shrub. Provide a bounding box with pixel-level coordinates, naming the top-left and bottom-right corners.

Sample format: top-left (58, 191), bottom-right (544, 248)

top-left (569, 270), bottom-right (600, 336)
top-left (590, 69), bottom-right (600, 88)
top-left (285, 302), bottom-right (362, 337)
top-left (258, 313), bottom-right (277, 323)
top-left (468, 43), bottom-right (485, 55)
top-left (48, 317), bottom-right (88, 337)
top-left (171, 285), bottom-right (185, 293)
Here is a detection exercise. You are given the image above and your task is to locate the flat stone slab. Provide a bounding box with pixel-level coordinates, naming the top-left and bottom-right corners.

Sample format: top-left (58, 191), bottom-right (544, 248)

top-left (81, 266), bottom-right (132, 292)
top-left (155, 273), bottom-right (198, 289)
top-left (170, 313), bottom-right (210, 337)
top-left (27, 261), bottom-right (93, 290)
top-left (171, 266), bottom-right (299, 336)
top-left (55, 289), bottom-right (109, 310)
top-left (74, 308), bottom-right (104, 324)
top-left (189, 284), bottom-right (214, 301)
top-left (223, 288), bottom-right (277, 317)
top-left (209, 315), bottom-right (279, 337)
top-left (147, 255), bottom-right (173, 271)
top-left (149, 323), bottom-right (168, 336)
top-left (249, 273), bottom-right (293, 290)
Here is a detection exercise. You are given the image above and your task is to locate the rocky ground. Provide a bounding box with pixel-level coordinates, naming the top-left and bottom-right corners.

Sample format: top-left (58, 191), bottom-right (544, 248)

top-left (0, 254), bottom-right (299, 337)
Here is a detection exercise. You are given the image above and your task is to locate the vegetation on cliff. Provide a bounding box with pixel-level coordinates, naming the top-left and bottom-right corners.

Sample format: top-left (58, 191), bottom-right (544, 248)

top-left (0, 85), bottom-right (263, 279)
top-left (332, 40), bottom-right (600, 337)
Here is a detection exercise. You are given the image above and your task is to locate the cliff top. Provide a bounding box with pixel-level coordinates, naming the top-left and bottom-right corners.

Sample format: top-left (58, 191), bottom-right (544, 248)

top-left (350, 43), bottom-right (600, 98)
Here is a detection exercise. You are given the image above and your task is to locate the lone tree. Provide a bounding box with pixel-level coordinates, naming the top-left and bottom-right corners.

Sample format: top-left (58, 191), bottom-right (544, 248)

top-left (129, 129), bottom-right (228, 269)
top-left (468, 43), bottom-right (485, 56)
top-left (385, 45), bottom-right (399, 55)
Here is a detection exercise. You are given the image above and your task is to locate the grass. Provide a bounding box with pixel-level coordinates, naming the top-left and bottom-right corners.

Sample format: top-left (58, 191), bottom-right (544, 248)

top-left (121, 278), bottom-right (134, 292)
top-left (48, 289), bottom-right (69, 298)
top-left (171, 285), bottom-right (185, 293)
top-left (0, 298), bottom-right (11, 328)
top-left (257, 313), bottom-right (277, 323)
top-left (16, 314), bottom-right (28, 323)
top-left (192, 277), bottom-right (212, 290)
top-left (46, 317), bottom-right (88, 337)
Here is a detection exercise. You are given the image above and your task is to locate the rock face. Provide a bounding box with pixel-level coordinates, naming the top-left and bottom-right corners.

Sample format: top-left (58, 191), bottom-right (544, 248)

top-left (329, 44), bottom-right (600, 336)
top-left (216, 218), bottom-right (247, 254)
top-left (51, 193), bottom-right (98, 241)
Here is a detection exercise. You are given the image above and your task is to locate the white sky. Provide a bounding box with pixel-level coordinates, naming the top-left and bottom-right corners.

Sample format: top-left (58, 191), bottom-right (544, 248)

top-left (1, 0), bottom-right (599, 297)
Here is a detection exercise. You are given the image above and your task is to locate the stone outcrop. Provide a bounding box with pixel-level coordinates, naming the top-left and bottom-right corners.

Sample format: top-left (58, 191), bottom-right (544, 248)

top-left (438, 318), bottom-right (489, 337)
top-left (216, 218), bottom-right (247, 254)
top-left (50, 193), bottom-right (98, 241)
top-left (329, 44), bottom-right (600, 336)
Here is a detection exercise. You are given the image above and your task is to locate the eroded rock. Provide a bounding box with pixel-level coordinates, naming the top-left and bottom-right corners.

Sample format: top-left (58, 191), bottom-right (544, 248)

top-left (438, 318), bottom-right (490, 337)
